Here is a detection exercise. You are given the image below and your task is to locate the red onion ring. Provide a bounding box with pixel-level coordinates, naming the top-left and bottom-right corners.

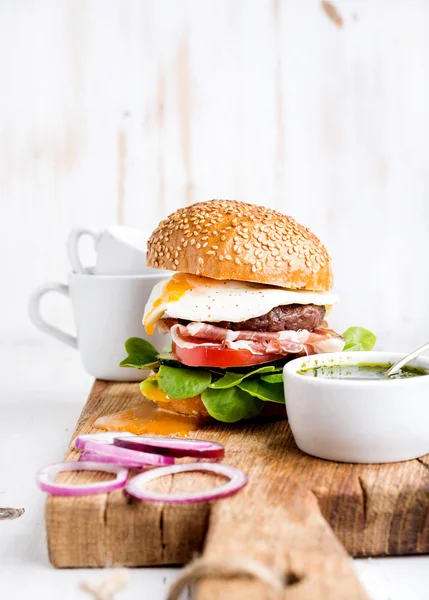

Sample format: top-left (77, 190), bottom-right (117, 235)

top-left (114, 435), bottom-right (225, 460)
top-left (125, 462), bottom-right (247, 503)
top-left (79, 450), bottom-right (145, 469)
top-left (83, 440), bottom-right (174, 467)
top-left (74, 431), bottom-right (123, 451)
top-left (36, 461), bottom-right (128, 496)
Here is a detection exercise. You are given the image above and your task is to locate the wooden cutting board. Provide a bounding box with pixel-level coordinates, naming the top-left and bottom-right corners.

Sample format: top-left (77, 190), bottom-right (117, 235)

top-left (46, 380), bottom-right (429, 597)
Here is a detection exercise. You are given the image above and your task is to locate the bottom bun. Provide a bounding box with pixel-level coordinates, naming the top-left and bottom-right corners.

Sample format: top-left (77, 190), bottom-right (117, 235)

top-left (154, 395), bottom-right (286, 423)
top-left (155, 396), bottom-right (211, 420)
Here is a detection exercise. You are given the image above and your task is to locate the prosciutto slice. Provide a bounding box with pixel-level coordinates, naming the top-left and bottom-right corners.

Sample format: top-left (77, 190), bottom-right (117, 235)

top-left (164, 320), bottom-right (345, 356)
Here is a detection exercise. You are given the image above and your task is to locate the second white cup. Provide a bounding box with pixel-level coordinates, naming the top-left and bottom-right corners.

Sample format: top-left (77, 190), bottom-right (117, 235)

top-left (67, 225), bottom-right (155, 276)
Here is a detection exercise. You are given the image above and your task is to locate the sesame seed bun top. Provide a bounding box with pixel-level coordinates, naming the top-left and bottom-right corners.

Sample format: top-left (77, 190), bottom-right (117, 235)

top-left (146, 200), bottom-right (333, 291)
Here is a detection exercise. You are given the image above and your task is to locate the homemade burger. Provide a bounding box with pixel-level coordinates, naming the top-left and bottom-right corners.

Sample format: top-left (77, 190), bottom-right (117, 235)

top-left (121, 200), bottom-right (374, 423)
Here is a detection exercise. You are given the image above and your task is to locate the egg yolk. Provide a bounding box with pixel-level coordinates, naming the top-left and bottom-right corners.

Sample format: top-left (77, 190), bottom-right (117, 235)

top-left (139, 374), bottom-right (169, 403)
top-left (94, 404), bottom-right (200, 437)
top-left (94, 377), bottom-right (201, 438)
top-left (144, 273), bottom-right (214, 334)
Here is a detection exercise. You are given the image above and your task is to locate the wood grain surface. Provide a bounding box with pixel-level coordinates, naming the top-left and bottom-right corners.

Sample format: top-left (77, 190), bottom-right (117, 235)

top-left (46, 380), bottom-right (429, 592)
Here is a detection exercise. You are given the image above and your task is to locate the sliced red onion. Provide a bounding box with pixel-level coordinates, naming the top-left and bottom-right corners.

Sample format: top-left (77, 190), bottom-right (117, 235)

top-left (36, 461), bottom-right (128, 496)
top-left (114, 435), bottom-right (225, 460)
top-left (125, 462), bottom-right (247, 503)
top-left (83, 440), bottom-right (174, 467)
top-left (79, 450), bottom-right (145, 469)
top-left (74, 431), bottom-right (123, 451)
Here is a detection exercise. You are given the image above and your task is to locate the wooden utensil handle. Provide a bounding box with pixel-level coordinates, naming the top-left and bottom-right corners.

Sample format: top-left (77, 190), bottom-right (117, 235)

top-left (195, 487), bottom-right (369, 600)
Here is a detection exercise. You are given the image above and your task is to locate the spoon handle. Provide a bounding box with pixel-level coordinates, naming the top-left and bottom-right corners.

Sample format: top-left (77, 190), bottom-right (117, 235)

top-left (385, 341), bottom-right (429, 377)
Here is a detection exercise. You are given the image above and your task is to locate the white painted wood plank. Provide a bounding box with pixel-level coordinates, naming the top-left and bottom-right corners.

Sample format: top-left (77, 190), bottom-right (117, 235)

top-left (0, 0), bottom-right (428, 351)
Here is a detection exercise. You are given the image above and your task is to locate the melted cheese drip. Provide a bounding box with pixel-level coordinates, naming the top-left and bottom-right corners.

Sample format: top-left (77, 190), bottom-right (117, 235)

top-left (143, 273), bottom-right (204, 334)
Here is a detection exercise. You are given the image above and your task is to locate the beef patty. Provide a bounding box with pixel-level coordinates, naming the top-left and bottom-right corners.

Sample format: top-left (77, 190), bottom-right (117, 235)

top-left (215, 304), bottom-right (326, 332)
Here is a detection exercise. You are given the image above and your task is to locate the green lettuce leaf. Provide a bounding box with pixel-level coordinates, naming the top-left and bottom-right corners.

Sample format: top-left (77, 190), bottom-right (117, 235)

top-left (158, 365), bottom-right (211, 399)
top-left (238, 379), bottom-right (285, 403)
top-left (120, 337), bottom-right (160, 370)
top-left (201, 386), bottom-right (263, 423)
top-left (342, 327), bottom-right (376, 351)
top-left (209, 365), bottom-right (281, 389)
top-left (260, 373), bottom-right (284, 384)
top-left (156, 353), bottom-right (188, 368)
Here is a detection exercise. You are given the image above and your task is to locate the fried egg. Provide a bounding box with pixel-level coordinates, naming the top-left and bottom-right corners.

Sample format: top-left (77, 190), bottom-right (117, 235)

top-left (143, 273), bottom-right (339, 334)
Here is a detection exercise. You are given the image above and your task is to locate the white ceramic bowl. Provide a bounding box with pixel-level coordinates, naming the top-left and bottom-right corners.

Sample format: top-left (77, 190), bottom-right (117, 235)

top-left (283, 351), bottom-right (429, 463)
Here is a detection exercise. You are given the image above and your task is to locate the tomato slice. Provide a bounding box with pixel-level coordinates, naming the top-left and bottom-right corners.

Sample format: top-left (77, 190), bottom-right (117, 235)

top-left (172, 342), bottom-right (284, 368)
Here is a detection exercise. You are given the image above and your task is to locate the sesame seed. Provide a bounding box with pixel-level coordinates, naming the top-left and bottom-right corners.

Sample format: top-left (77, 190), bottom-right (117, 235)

top-left (225, 254), bottom-right (232, 261)
top-left (207, 250), bottom-right (215, 255)
top-left (219, 255), bottom-right (224, 261)
top-left (202, 242), bottom-right (208, 248)
top-left (212, 245), bottom-right (219, 250)
top-left (235, 257), bottom-right (241, 264)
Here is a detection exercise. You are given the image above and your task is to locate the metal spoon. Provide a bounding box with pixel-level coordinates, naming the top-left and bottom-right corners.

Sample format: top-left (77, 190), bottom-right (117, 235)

top-left (385, 341), bottom-right (429, 377)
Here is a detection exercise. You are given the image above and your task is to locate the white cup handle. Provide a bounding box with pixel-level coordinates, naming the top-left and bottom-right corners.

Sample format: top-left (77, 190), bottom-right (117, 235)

top-left (67, 227), bottom-right (100, 274)
top-left (28, 282), bottom-right (78, 349)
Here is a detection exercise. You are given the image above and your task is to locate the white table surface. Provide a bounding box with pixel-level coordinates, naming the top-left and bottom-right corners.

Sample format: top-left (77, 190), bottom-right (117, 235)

top-left (1, 339), bottom-right (428, 600)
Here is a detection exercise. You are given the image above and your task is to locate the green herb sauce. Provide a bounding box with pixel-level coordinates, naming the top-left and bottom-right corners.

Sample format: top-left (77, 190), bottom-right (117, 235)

top-left (297, 363), bottom-right (429, 380)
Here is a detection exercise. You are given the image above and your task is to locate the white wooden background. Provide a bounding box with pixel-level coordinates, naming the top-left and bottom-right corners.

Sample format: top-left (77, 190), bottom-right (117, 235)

top-left (1, 0), bottom-right (429, 349)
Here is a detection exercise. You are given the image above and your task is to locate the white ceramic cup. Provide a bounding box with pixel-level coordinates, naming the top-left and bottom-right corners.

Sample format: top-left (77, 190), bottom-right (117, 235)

top-left (28, 273), bottom-right (169, 381)
top-left (284, 351), bottom-right (429, 464)
top-left (67, 226), bottom-right (155, 275)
